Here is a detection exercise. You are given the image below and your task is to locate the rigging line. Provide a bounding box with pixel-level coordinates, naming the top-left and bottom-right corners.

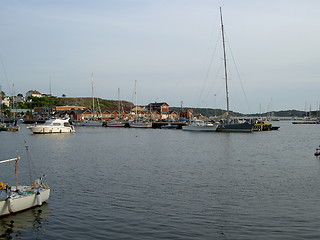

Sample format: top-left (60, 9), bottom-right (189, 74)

top-left (195, 27), bottom-right (221, 108)
top-left (24, 140), bottom-right (42, 183)
top-left (203, 60), bottom-right (223, 104)
top-left (224, 32), bottom-right (252, 113)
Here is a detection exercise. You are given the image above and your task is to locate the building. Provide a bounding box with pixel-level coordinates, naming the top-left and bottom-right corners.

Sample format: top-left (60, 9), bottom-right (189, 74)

top-left (26, 90), bottom-right (42, 98)
top-left (146, 102), bottom-right (169, 119)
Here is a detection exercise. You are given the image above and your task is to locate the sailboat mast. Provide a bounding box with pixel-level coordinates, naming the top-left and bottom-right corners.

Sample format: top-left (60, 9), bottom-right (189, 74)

top-left (118, 87), bottom-right (121, 118)
top-left (134, 80), bottom-right (137, 120)
top-left (91, 73), bottom-right (95, 119)
top-left (220, 7), bottom-right (230, 117)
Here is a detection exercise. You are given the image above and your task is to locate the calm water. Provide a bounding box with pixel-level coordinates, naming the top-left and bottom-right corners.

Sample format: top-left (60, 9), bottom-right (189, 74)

top-left (1, 121), bottom-right (320, 239)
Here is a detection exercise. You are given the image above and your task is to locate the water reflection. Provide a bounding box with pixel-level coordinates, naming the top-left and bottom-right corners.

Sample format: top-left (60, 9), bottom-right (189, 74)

top-left (0, 203), bottom-right (49, 239)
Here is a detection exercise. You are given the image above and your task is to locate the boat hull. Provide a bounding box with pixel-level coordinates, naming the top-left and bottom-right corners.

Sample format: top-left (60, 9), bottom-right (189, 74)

top-left (107, 123), bottom-right (126, 127)
top-left (0, 188), bottom-right (50, 217)
top-left (74, 121), bottom-right (102, 127)
top-left (182, 125), bottom-right (218, 132)
top-left (216, 123), bottom-right (255, 132)
top-left (129, 122), bottom-right (152, 128)
top-left (106, 120), bottom-right (127, 127)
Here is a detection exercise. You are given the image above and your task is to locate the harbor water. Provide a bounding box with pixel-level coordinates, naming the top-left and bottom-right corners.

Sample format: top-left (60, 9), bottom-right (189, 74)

top-left (1, 121), bottom-right (320, 239)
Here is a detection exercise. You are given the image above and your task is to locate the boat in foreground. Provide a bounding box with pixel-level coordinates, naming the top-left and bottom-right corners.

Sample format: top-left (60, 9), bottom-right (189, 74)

top-left (182, 119), bottom-right (218, 132)
top-left (27, 118), bottom-right (75, 134)
top-left (0, 157), bottom-right (50, 217)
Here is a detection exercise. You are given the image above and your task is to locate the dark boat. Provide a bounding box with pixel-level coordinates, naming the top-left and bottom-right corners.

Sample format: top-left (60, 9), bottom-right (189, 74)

top-left (215, 8), bottom-right (255, 133)
top-left (216, 122), bottom-right (255, 133)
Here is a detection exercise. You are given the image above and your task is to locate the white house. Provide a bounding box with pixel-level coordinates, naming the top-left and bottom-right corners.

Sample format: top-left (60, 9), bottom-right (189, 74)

top-left (26, 90), bottom-right (42, 98)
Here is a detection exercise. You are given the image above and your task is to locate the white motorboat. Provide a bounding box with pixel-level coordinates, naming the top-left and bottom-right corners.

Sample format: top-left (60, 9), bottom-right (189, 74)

top-left (27, 118), bottom-right (75, 134)
top-left (0, 157), bottom-right (50, 217)
top-left (182, 119), bottom-right (218, 132)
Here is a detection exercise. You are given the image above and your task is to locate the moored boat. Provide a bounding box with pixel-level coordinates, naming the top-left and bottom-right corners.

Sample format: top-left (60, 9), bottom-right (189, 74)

top-left (129, 119), bottom-right (152, 128)
top-left (216, 121), bottom-right (254, 132)
top-left (214, 8), bottom-right (255, 133)
top-left (74, 120), bottom-right (102, 127)
top-left (182, 119), bottom-right (218, 132)
top-left (106, 119), bottom-right (127, 127)
top-left (27, 118), bottom-right (75, 134)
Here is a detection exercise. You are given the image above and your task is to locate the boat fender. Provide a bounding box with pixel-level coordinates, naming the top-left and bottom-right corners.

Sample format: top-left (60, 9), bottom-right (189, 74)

top-left (6, 197), bottom-right (14, 213)
top-left (36, 191), bottom-right (42, 206)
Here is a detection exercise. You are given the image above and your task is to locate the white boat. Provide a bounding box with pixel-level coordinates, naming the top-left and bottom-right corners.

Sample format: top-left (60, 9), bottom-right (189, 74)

top-left (0, 157), bottom-right (50, 217)
top-left (27, 118), bottom-right (75, 134)
top-left (182, 119), bottom-right (218, 132)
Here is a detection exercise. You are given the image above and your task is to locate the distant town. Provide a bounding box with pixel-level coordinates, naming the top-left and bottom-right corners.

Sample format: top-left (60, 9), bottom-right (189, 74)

top-left (0, 89), bottom-right (317, 121)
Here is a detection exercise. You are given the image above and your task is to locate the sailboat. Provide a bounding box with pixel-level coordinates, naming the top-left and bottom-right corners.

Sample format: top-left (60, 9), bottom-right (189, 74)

top-left (216, 7), bottom-right (255, 132)
top-left (182, 118), bottom-right (219, 132)
top-left (129, 80), bottom-right (152, 128)
top-left (76, 74), bottom-right (103, 127)
top-left (106, 88), bottom-right (127, 127)
top-left (0, 145), bottom-right (50, 216)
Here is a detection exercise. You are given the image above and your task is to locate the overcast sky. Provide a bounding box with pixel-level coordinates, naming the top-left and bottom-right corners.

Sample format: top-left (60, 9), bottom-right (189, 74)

top-left (0, 0), bottom-right (319, 114)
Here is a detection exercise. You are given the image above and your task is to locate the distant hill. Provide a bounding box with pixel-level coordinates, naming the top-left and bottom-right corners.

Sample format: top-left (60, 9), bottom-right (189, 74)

top-left (57, 97), bottom-right (133, 109)
top-left (56, 97), bottom-right (312, 117)
top-left (170, 107), bottom-right (311, 118)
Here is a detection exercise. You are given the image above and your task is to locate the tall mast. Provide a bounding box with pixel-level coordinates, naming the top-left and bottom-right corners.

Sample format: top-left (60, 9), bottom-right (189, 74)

top-left (118, 87), bottom-right (121, 118)
top-left (91, 73), bottom-right (95, 119)
top-left (134, 80), bottom-right (137, 120)
top-left (220, 7), bottom-right (230, 117)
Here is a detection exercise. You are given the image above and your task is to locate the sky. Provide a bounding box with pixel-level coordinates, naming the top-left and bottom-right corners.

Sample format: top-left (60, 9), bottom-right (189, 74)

top-left (0, 0), bottom-right (320, 114)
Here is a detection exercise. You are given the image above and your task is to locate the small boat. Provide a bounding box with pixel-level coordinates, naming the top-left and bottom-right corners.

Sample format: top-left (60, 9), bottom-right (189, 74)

top-left (0, 155), bottom-right (50, 217)
top-left (106, 119), bottom-right (127, 127)
top-left (314, 146), bottom-right (320, 157)
top-left (27, 118), bottom-right (75, 134)
top-left (0, 120), bottom-right (20, 132)
top-left (182, 119), bottom-right (219, 132)
top-left (129, 119), bottom-right (152, 128)
top-left (74, 120), bottom-right (102, 127)
top-left (161, 122), bottom-right (178, 129)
